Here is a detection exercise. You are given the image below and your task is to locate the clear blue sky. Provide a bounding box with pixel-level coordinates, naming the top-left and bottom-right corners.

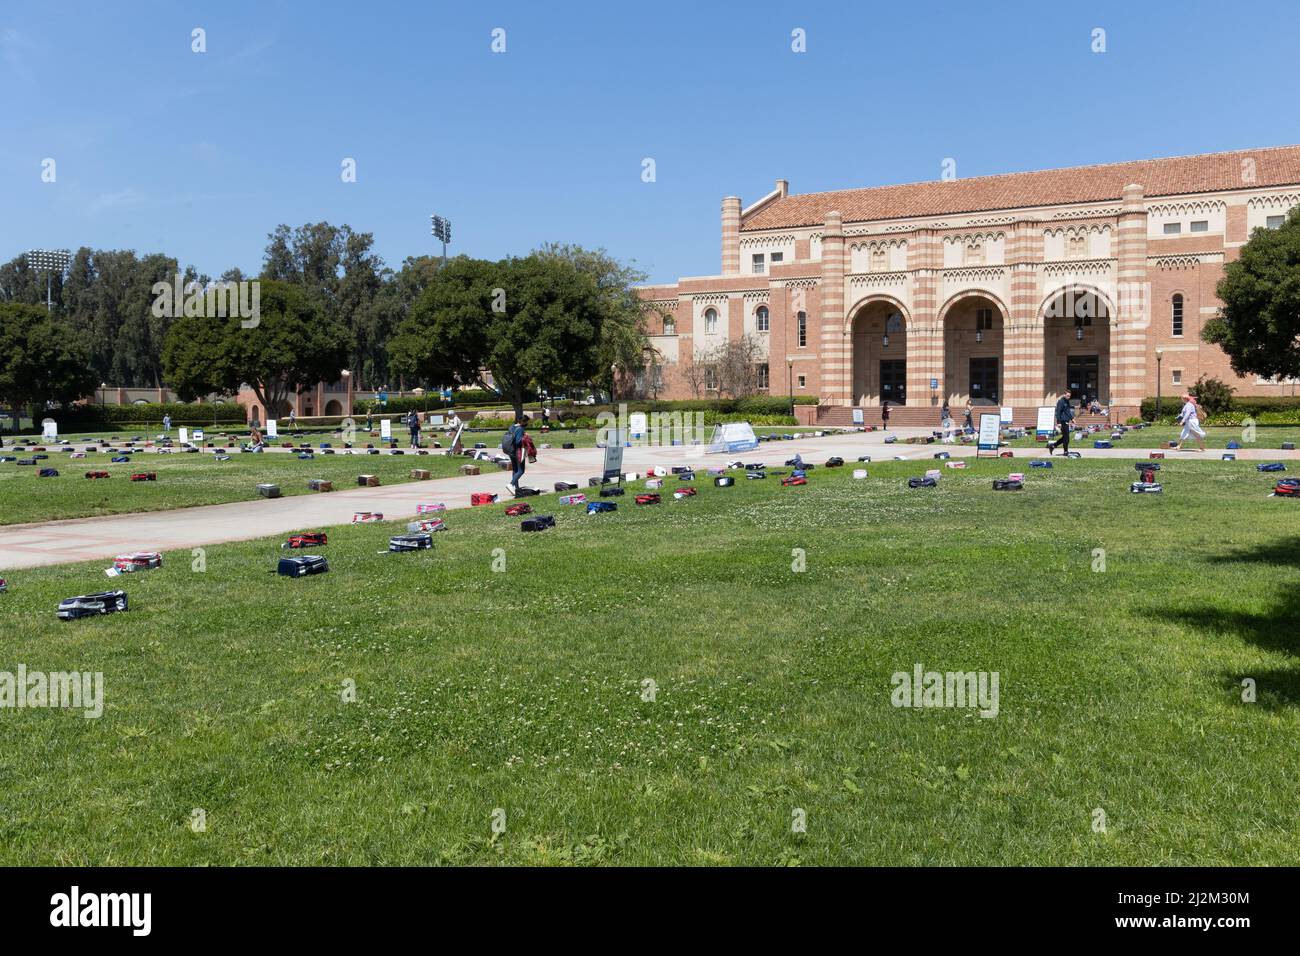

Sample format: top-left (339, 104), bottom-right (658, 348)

top-left (3, 0), bottom-right (1299, 285)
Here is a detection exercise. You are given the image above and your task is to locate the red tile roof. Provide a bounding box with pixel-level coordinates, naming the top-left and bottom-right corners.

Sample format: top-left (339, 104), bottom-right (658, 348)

top-left (741, 145), bottom-right (1300, 230)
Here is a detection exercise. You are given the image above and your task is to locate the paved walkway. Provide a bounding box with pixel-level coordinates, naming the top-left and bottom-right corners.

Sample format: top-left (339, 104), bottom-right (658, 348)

top-left (1, 431), bottom-right (1295, 570)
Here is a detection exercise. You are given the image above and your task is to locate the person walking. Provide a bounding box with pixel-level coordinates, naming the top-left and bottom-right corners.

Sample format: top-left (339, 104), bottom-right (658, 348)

top-left (407, 410), bottom-right (421, 449)
top-left (880, 400), bottom-right (891, 432)
top-left (288, 407), bottom-right (297, 431)
top-left (1046, 389), bottom-right (1074, 456)
top-left (162, 413), bottom-right (172, 437)
top-left (1177, 392), bottom-right (1208, 452)
top-left (502, 416), bottom-right (529, 495)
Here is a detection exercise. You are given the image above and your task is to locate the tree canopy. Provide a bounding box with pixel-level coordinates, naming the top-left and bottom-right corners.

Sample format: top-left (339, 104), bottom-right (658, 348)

top-left (1203, 208), bottom-right (1300, 382)
top-left (161, 280), bottom-right (352, 419)
top-left (0, 302), bottom-right (98, 418)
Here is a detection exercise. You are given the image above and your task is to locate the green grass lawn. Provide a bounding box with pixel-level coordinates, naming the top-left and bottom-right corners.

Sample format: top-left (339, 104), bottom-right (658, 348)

top-left (1006, 424), bottom-right (1300, 450)
top-left (0, 449), bottom-right (469, 526)
top-left (1, 457), bottom-right (1297, 866)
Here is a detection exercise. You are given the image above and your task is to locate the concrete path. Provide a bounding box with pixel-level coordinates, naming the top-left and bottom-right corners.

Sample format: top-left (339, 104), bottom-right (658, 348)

top-left (2, 430), bottom-right (1295, 570)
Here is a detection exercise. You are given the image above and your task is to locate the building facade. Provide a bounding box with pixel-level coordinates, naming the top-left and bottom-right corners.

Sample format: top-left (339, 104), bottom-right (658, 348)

top-left (637, 145), bottom-right (1300, 424)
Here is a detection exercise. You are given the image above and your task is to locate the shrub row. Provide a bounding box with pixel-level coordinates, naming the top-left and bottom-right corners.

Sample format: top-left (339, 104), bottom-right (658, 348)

top-left (58, 402), bottom-right (246, 425)
top-left (1141, 395), bottom-right (1300, 424)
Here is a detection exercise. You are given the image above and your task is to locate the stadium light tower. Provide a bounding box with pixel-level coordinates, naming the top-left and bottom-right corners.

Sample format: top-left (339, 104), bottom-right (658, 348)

top-left (26, 249), bottom-right (72, 312)
top-left (430, 214), bottom-right (452, 266)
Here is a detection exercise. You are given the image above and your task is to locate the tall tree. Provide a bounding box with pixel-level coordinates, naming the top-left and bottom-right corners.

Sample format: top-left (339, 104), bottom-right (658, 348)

top-left (0, 303), bottom-right (98, 421)
top-left (1203, 207), bottom-right (1300, 382)
top-left (162, 280), bottom-right (352, 419)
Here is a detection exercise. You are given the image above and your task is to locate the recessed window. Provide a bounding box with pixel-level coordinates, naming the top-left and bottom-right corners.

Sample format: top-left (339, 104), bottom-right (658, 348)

top-left (756, 363), bottom-right (769, 390)
top-left (704, 307), bottom-right (718, 334)
top-left (770, 252), bottom-right (784, 265)
top-left (705, 367), bottom-right (717, 390)
top-left (797, 311), bottom-right (807, 348)
top-left (1171, 294), bottom-right (1184, 337)
top-left (870, 248), bottom-right (887, 271)
top-left (1190, 220), bottom-right (1209, 233)
top-left (797, 374), bottom-right (807, 388)
top-left (755, 305), bottom-right (770, 333)
top-left (1163, 222), bottom-right (1182, 235)
top-left (1267, 215), bottom-right (1285, 229)
top-left (964, 241), bottom-right (985, 265)
top-left (976, 308), bottom-right (994, 330)
top-left (663, 316), bottom-right (675, 336)
top-left (1172, 369), bottom-right (1182, 386)
top-left (751, 253), bottom-right (765, 274)
top-left (1067, 235), bottom-right (1087, 258)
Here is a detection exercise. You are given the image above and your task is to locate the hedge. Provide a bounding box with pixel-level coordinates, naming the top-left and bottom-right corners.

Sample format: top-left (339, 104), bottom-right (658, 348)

top-left (57, 402), bottom-right (246, 426)
top-left (1141, 395), bottom-right (1300, 425)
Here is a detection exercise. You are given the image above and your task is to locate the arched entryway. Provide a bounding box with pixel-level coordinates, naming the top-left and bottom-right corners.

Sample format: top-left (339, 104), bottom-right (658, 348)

top-left (324, 399), bottom-right (344, 416)
top-left (940, 292), bottom-right (1007, 407)
top-left (1042, 287), bottom-right (1112, 406)
top-left (849, 298), bottom-right (908, 406)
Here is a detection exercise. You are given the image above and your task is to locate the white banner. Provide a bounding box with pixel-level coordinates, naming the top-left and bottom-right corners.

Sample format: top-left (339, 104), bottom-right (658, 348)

top-left (266, 420), bottom-right (278, 438)
top-left (178, 427), bottom-right (189, 444)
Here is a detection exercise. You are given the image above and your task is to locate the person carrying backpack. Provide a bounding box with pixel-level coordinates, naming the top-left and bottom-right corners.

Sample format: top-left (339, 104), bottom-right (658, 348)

top-left (407, 410), bottom-right (421, 448)
top-left (1046, 389), bottom-right (1075, 455)
top-left (502, 417), bottom-right (528, 495)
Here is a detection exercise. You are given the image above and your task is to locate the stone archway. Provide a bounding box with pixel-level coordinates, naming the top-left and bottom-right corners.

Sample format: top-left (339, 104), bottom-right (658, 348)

top-left (1041, 287), bottom-right (1113, 406)
top-left (848, 298), bottom-right (909, 406)
top-left (940, 292), bottom-right (1008, 407)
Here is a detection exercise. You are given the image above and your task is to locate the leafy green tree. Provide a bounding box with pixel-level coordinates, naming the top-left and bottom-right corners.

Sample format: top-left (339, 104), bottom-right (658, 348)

top-left (1203, 207), bottom-right (1300, 382)
top-left (0, 302), bottom-right (98, 423)
top-left (390, 254), bottom-right (609, 420)
top-left (162, 280), bottom-right (352, 419)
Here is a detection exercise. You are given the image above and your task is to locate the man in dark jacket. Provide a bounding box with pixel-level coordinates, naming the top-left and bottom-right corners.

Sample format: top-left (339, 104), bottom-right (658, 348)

top-left (502, 417), bottom-right (528, 494)
top-left (1047, 389), bottom-right (1075, 455)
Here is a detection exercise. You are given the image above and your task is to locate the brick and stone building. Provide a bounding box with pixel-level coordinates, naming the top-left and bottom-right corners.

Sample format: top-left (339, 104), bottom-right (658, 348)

top-left (636, 145), bottom-right (1300, 425)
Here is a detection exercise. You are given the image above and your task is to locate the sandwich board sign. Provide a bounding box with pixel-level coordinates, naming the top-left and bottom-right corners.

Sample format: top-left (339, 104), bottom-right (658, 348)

top-left (852, 408), bottom-right (864, 425)
top-left (1000, 406), bottom-right (1014, 425)
top-left (178, 427), bottom-right (189, 445)
top-left (976, 413), bottom-right (1001, 458)
top-left (707, 421), bottom-right (759, 453)
top-left (628, 412), bottom-right (648, 440)
top-left (41, 418), bottom-right (57, 441)
top-left (192, 428), bottom-right (204, 442)
top-left (1036, 406), bottom-right (1055, 440)
top-left (428, 414), bottom-right (444, 427)
top-left (266, 419), bottom-right (278, 438)
top-left (602, 430), bottom-right (625, 483)
top-left (380, 418), bottom-right (391, 441)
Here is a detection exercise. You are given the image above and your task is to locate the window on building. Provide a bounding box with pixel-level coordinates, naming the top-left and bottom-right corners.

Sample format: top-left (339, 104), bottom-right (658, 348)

top-left (1163, 222), bottom-right (1182, 235)
top-left (704, 307), bottom-right (718, 334)
top-left (770, 252), bottom-right (784, 265)
top-left (662, 316), bottom-right (675, 335)
top-left (964, 240), bottom-right (985, 265)
top-left (1171, 294), bottom-right (1184, 337)
top-left (751, 253), bottom-right (765, 274)
top-left (755, 305), bottom-right (770, 332)
top-left (976, 308), bottom-right (994, 330)
top-left (870, 247), bottom-right (887, 272)
top-left (756, 363), bottom-right (769, 390)
top-left (797, 374), bottom-right (807, 388)
top-left (653, 365), bottom-right (664, 390)
top-left (1067, 235), bottom-right (1087, 258)
top-left (797, 311), bottom-right (807, 347)
top-left (705, 366), bottom-right (717, 390)
top-left (1190, 220), bottom-right (1209, 233)
top-left (1172, 369), bottom-right (1182, 386)
top-left (1267, 215), bottom-right (1285, 229)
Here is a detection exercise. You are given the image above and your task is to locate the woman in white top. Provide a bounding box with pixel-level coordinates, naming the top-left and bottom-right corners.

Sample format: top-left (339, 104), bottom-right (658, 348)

top-left (1177, 392), bottom-right (1207, 451)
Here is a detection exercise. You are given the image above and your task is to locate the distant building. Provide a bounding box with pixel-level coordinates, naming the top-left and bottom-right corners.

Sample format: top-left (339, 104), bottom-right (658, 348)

top-left (637, 145), bottom-right (1300, 424)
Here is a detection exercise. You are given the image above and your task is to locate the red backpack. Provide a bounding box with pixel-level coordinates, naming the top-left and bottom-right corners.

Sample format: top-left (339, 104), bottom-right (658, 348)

top-left (285, 532), bottom-right (328, 549)
top-left (635, 493), bottom-right (661, 505)
top-left (505, 503), bottom-right (532, 516)
top-left (471, 492), bottom-right (497, 506)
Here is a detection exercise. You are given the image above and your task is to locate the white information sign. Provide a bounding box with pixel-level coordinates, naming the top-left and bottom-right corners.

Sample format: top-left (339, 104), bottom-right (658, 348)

top-left (977, 413), bottom-right (1001, 451)
top-left (266, 420), bottom-right (278, 438)
top-left (380, 418), bottom-right (391, 441)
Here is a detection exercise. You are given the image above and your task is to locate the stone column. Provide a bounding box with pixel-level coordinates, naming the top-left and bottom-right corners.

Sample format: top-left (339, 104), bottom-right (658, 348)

top-left (1111, 183), bottom-right (1149, 413)
top-left (907, 228), bottom-right (942, 407)
top-left (1004, 218), bottom-right (1045, 407)
top-left (721, 197), bottom-right (741, 276)
top-left (819, 211), bottom-right (849, 405)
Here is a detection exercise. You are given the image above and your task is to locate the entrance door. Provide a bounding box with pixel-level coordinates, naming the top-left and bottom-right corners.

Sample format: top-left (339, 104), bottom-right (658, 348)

top-left (969, 357), bottom-right (999, 404)
top-left (880, 360), bottom-right (906, 405)
top-left (1066, 355), bottom-right (1099, 405)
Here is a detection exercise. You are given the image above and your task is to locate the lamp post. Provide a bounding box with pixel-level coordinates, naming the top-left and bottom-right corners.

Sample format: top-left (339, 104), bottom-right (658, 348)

top-left (1155, 349), bottom-right (1163, 421)
top-left (787, 358), bottom-right (794, 418)
top-left (341, 369), bottom-right (353, 419)
top-left (26, 249), bottom-right (71, 312)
